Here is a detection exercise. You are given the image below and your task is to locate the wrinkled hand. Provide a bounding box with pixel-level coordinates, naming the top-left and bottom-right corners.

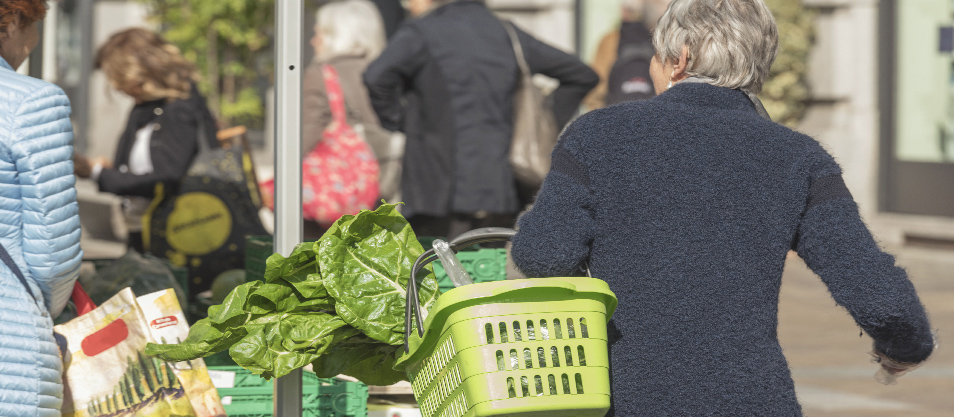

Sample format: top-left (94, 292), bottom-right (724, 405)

top-left (870, 350), bottom-right (923, 385)
top-left (73, 153), bottom-right (92, 178)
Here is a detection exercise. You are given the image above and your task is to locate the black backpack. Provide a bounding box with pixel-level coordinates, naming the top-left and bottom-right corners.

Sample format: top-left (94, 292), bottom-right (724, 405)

top-left (606, 21), bottom-right (656, 105)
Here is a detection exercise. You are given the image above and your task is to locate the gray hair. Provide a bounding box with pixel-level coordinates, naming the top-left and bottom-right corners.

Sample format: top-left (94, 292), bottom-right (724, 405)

top-left (652, 0), bottom-right (778, 93)
top-left (316, 0), bottom-right (386, 60)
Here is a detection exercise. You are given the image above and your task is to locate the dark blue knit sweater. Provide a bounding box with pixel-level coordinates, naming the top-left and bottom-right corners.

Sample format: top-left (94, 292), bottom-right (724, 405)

top-left (511, 83), bottom-right (935, 416)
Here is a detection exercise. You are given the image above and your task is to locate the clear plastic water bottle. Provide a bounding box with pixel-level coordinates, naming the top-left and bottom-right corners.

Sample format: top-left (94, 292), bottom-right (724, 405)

top-left (432, 239), bottom-right (474, 288)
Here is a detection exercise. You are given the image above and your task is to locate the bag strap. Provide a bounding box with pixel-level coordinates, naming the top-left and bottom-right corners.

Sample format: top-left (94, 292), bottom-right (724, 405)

top-left (0, 241), bottom-right (97, 315)
top-left (502, 22), bottom-right (532, 78)
top-left (0, 241), bottom-right (38, 303)
top-left (321, 64), bottom-right (349, 127)
top-left (72, 282), bottom-right (96, 315)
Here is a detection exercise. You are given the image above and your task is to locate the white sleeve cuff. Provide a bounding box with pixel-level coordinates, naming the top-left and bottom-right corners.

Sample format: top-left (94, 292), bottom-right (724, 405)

top-left (91, 163), bottom-right (104, 182)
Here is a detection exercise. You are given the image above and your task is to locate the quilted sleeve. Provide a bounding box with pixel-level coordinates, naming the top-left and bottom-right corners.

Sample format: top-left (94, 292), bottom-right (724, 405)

top-left (12, 85), bottom-right (82, 317)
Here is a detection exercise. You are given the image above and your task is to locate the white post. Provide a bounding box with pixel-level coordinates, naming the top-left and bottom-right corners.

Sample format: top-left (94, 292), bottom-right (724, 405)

top-left (273, 1), bottom-right (303, 416)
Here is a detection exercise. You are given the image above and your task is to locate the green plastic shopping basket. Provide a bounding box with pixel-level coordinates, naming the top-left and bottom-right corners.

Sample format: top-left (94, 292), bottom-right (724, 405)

top-left (400, 228), bottom-right (618, 417)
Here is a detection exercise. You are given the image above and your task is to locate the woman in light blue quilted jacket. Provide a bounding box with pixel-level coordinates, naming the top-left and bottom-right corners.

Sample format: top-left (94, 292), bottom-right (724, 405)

top-left (0, 1), bottom-right (84, 416)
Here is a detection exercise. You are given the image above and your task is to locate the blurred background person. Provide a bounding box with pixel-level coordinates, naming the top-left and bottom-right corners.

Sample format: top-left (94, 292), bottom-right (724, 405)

top-left (75, 28), bottom-right (219, 253)
top-left (364, 0), bottom-right (598, 239)
top-left (511, 0), bottom-right (935, 414)
top-left (370, 0), bottom-right (405, 39)
top-left (585, 0), bottom-right (670, 110)
top-left (0, 0), bottom-right (84, 415)
top-left (301, 0), bottom-right (386, 239)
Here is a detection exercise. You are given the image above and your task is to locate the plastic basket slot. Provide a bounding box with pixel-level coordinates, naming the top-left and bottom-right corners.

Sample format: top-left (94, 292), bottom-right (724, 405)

top-left (534, 375), bottom-right (544, 396)
top-left (537, 347), bottom-right (547, 368)
top-left (539, 319), bottom-right (550, 340)
top-left (513, 320), bottom-right (522, 342)
top-left (509, 349), bottom-right (519, 370)
top-left (547, 374), bottom-right (558, 395)
top-left (567, 318), bottom-right (576, 338)
top-left (498, 321), bottom-right (509, 343)
top-left (526, 320), bottom-right (536, 340)
top-left (485, 323), bottom-right (494, 344)
top-left (580, 317), bottom-right (589, 338)
top-left (554, 319), bottom-right (563, 339)
top-left (523, 348), bottom-right (533, 369)
top-left (411, 335), bottom-right (456, 399)
top-left (439, 390), bottom-right (468, 417)
top-left (551, 346), bottom-right (560, 367)
top-left (419, 363), bottom-right (463, 417)
top-left (564, 346), bottom-right (574, 366)
top-left (520, 375), bottom-right (530, 397)
top-left (578, 345), bottom-right (588, 366)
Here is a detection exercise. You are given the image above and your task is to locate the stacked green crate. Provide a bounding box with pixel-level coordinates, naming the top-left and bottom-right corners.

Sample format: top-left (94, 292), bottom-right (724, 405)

top-left (245, 235), bottom-right (275, 283)
top-left (209, 366), bottom-right (369, 417)
top-left (431, 248), bottom-right (508, 292)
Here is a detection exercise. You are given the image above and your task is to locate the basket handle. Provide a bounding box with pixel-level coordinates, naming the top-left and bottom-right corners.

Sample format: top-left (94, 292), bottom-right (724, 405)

top-left (405, 227), bottom-right (517, 353)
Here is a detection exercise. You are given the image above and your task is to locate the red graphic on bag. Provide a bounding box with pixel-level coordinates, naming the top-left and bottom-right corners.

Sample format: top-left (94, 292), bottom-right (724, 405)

top-left (81, 319), bottom-right (128, 357)
top-left (150, 316), bottom-right (179, 329)
top-left (300, 65), bottom-right (380, 227)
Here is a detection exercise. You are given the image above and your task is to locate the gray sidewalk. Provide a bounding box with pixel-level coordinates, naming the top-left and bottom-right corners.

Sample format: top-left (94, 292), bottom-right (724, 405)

top-left (779, 247), bottom-right (954, 416)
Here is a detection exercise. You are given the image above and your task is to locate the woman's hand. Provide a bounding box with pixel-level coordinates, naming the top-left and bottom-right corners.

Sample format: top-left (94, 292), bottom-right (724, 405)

top-left (91, 156), bottom-right (113, 170)
top-left (869, 333), bottom-right (936, 385)
top-left (73, 153), bottom-right (92, 178)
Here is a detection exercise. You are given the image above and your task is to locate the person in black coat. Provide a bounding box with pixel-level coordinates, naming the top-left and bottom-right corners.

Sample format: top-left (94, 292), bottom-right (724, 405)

top-left (75, 28), bottom-right (218, 253)
top-left (363, 0), bottom-right (598, 239)
top-left (510, 0), bottom-right (935, 415)
top-left (369, 0), bottom-right (405, 39)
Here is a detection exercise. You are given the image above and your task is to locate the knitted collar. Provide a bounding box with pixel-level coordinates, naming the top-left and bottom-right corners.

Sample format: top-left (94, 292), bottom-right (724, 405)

top-left (656, 81), bottom-right (770, 120)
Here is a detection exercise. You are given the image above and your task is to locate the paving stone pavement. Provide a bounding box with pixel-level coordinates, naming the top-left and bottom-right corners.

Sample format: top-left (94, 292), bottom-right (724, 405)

top-left (778, 246), bottom-right (954, 416)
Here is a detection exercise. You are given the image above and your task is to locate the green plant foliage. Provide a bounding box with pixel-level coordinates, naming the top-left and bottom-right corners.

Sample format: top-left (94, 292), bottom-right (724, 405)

top-left (139, 0), bottom-right (275, 128)
top-left (760, 0), bottom-right (816, 127)
top-left (146, 204), bottom-right (441, 386)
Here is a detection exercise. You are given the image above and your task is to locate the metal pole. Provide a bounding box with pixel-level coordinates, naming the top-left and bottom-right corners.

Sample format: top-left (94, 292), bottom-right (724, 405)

top-left (273, 1), bottom-right (304, 417)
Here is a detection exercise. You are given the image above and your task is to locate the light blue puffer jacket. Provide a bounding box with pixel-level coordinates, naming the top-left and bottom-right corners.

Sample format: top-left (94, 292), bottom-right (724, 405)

top-left (0, 56), bottom-right (83, 417)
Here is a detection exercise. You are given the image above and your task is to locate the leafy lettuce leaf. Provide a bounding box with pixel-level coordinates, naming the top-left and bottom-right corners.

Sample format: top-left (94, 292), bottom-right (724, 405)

top-left (145, 203), bottom-right (440, 384)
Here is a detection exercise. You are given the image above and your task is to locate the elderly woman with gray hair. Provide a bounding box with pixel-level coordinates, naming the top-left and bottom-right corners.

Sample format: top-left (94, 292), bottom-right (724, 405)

top-left (301, 0), bottom-right (386, 237)
top-left (304, 0), bottom-right (384, 149)
top-left (511, 0), bottom-right (935, 414)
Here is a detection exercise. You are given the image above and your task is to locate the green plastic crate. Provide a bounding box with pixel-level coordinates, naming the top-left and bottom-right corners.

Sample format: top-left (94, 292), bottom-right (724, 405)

top-left (432, 248), bottom-right (508, 292)
top-left (208, 366), bottom-right (369, 417)
top-left (245, 235), bottom-right (274, 283)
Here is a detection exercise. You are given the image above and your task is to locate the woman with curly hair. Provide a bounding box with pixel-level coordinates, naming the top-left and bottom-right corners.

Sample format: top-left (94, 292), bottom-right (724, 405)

top-left (0, 1), bottom-right (84, 415)
top-left (75, 28), bottom-right (219, 254)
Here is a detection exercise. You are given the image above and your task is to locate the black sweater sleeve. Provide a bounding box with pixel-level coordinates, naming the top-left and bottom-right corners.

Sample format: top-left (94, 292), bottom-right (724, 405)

top-left (98, 99), bottom-right (213, 198)
top-left (363, 26), bottom-right (428, 132)
top-left (511, 119), bottom-right (596, 277)
top-left (515, 27), bottom-right (599, 128)
top-left (794, 147), bottom-right (935, 364)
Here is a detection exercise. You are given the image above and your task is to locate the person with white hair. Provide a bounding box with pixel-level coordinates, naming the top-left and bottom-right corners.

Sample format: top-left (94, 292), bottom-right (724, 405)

top-left (511, 0), bottom-right (935, 414)
top-left (301, 0), bottom-right (387, 237)
top-left (304, 0), bottom-right (385, 150)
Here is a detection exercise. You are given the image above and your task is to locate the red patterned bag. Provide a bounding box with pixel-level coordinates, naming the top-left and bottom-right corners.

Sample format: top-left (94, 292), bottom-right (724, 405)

top-left (301, 65), bottom-right (380, 226)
